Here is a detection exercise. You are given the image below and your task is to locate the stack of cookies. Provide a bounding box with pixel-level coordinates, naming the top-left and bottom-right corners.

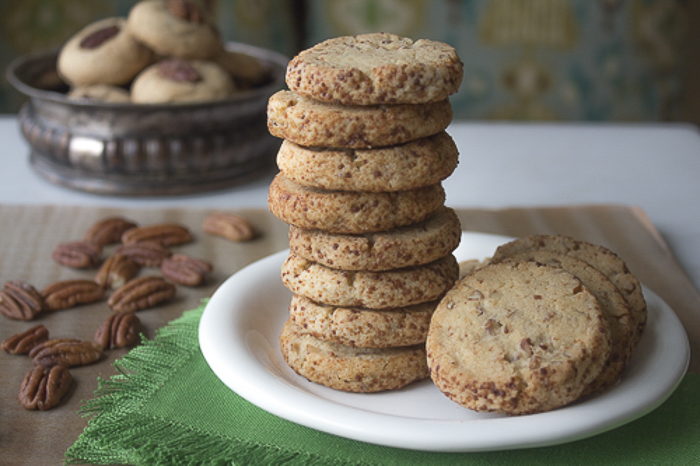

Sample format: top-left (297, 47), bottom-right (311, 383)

top-left (267, 33), bottom-right (464, 392)
top-left (427, 234), bottom-right (648, 415)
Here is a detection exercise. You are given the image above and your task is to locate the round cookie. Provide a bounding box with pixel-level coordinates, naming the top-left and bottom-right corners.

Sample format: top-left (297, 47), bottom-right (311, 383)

top-left (57, 17), bottom-right (153, 86)
top-left (491, 235), bottom-right (647, 345)
top-left (285, 33), bottom-right (463, 105)
top-left (427, 261), bottom-right (611, 415)
top-left (277, 132), bottom-right (458, 192)
top-left (288, 207), bottom-right (461, 271)
top-left (268, 174), bottom-right (445, 234)
top-left (280, 318), bottom-right (429, 392)
top-left (505, 250), bottom-right (634, 396)
top-left (281, 253), bottom-right (459, 309)
top-left (131, 59), bottom-right (235, 104)
top-left (127, 0), bottom-right (222, 59)
top-left (267, 90), bottom-right (452, 149)
top-left (289, 294), bottom-right (438, 348)
top-left (67, 84), bottom-right (131, 103)
top-left (214, 49), bottom-right (269, 87)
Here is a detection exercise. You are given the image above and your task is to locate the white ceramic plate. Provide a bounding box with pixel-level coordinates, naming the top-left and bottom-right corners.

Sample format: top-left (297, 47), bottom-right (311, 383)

top-left (199, 232), bottom-right (689, 452)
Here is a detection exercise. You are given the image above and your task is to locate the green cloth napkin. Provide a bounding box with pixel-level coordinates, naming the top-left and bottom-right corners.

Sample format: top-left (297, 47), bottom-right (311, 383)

top-left (66, 302), bottom-right (700, 466)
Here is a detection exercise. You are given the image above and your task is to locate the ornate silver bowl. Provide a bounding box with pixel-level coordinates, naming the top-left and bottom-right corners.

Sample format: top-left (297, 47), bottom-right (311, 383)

top-left (7, 43), bottom-right (287, 196)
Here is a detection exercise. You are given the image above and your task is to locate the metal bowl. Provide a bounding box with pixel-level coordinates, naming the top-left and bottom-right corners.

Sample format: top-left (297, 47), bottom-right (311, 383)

top-left (6, 43), bottom-right (287, 196)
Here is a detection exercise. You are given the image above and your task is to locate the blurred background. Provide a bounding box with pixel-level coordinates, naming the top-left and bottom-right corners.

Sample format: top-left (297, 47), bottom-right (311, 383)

top-left (1, 0), bottom-right (698, 126)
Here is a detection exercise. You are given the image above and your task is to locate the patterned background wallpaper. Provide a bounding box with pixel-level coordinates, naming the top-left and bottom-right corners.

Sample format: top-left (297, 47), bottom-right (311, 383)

top-left (1, 0), bottom-right (697, 124)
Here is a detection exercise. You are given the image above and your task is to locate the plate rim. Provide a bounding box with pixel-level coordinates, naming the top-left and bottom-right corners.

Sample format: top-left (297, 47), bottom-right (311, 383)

top-left (199, 232), bottom-right (690, 452)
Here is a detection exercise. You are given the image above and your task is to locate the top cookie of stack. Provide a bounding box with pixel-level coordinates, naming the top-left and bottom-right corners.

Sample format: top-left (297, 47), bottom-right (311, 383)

top-left (268, 33), bottom-right (464, 393)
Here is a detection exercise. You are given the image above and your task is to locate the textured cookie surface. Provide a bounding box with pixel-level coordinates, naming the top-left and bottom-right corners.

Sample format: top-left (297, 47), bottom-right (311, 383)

top-left (289, 294), bottom-right (437, 348)
top-left (427, 261), bottom-right (611, 415)
top-left (505, 251), bottom-right (634, 395)
top-left (280, 319), bottom-right (429, 392)
top-left (288, 207), bottom-right (461, 271)
top-left (268, 174), bottom-right (445, 234)
top-left (285, 33), bottom-right (463, 105)
top-left (267, 90), bottom-right (452, 148)
top-left (491, 235), bottom-right (647, 345)
top-left (281, 253), bottom-right (459, 309)
top-left (277, 132), bottom-right (458, 192)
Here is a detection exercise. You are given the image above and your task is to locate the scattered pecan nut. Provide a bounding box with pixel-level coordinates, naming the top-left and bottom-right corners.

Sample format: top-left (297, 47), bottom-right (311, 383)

top-left (84, 216), bottom-right (138, 246)
top-left (108, 276), bottom-right (176, 313)
top-left (52, 240), bottom-right (102, 268)
top-left (95, 254), bottom-right (141, 289)
top-left (114, 240), bottom-right (172, 267)
top-left (121, 224), bottom-right (193, 247)
top-left (29, 338), bottom-right (103, 367)
top-left (167, 0), bottom-right (204, 23)
top-left (19, 365), bottom-right (73, 410)
top-left (203, 212), bottom-right (257, 242)
top-left (0, 280), bottom-right (45, 321)
top-left (161, 254), bottom-right (212, 286)
top-left (2, 324), bottom-right (49, 355)
top-left (41, 280), bottom-right (104, 311)
top-left (80, 24), bottom-right (120, 49)
top-left (94, 313), bottom-right (141, 349)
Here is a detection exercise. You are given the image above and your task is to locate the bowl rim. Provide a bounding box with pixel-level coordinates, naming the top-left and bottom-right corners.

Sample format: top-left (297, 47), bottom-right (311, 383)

top-left (6, 41), bottom-right (289, 110)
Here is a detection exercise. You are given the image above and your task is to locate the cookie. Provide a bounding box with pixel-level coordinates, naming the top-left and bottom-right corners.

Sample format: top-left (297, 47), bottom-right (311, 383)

top-left (214, 48), bottom-right (269, 88)
top-left (289, 294), bottom-right (437, 348)
top-left (57, 17), bottom-right (153, 86)
top-left (67, 84), bottom-right (131, 103)
top-left (285, 33), bottom-right (463, 105)
top-left (277, 132), bottom-right (458, 192)
top-left (280, 318), bottom-right (429, 392)
top-left (427, 261), bottom-right (611, 415)
top-left (131, 59), bottom-right (234, 104)
top-left (288, 207), bottom-right (461, 271)
top-left (127, 0), bottom-right (222, 60)
top-left (267, 90), bottom-right (452, 149)
top-left (491, 235), bottom-right (647, 345)
top-left (505, 250), bottom-right (634, 395)
top-left (281, 253), bottom-right (459, 309)
top-left (268, 174), bottom-right (445, 234)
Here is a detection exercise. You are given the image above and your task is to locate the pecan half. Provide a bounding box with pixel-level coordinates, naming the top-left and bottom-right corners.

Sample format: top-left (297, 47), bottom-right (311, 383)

top-left (157, 59), bottom-right (202, 83)
top-left (80, 25), bottom-right (120, 49)
top-left (0, 280), bottom-right (45, 320)
top-left (94, 313), bottom-right (141, 349)
top-left (84, 216), bottom-right (138, 246)
top-left (2, 324), bottom-right (49, 355)
top-left (19, 365), bottom-right (73, 410)
top-left (121, 224), bottom-right (193, 247)
top-left (203, 212), bottom-right (257, 242)
top-left (95, 254), bottom-right (141, 289)
top-left (41, 280), bottom-right (104, 311)
top-left (114, 241), bottom-right (171, 267)
top-left (161, 254), bottom-right (212, 286)
top-left (108, 276), bottom-right (176, 313)
top-left (168, 0), bottom-right (204, 23)
top-left (29, 338), bottom-right (103, 367)
top-left (52, 240), bottom-right (102, 268)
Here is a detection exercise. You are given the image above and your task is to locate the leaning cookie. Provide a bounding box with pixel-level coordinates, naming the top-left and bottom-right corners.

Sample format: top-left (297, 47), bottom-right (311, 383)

top-left (58, 17), bottom-right (153, 86)
top-left (131, 59), bottom-right (235, 104)
top-left (268, 174), bottom-right (444, 234)
top-left (288, 207), bottom-right (461, 271)
top-left (127, 0), bottom-right (222, 60)
top-left (286, 32), bottom-right (463, 105)
top-left (491, 234), bottom-right (647, 345)
top-left (289, 294), bottom-right (438, 348)
top-left (277, 132), bottom-right (459, 192)
top-left (267, 90), bottom-right (452, 149)
top-left (504, 250), bottom-right (634, 396)
top-left (280, 318), bottom-right (429, 393)
top-left (281, 253), bottom-right (459, 309)
top-left (214, 48), bottom-right (269, 87)
top-left (67, 84), bottom-right (131, 103)
top-left (427, 261), bottom-right (611, 415)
